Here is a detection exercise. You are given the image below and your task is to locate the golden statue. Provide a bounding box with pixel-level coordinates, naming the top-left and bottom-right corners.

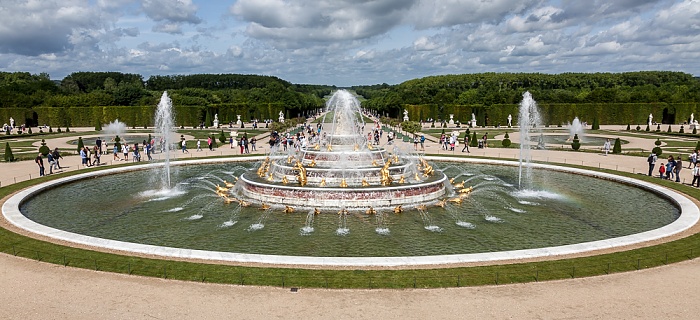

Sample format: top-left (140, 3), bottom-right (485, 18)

top-left (448, 197), bottom-right (463, 204)
top-left (261, 203), bottom-right (271, 210)
top-left (393, 154), bottom-right (399, 163)
top-left (454, 181), bottom-right (465, 189)
top-left (393, 205), bottom-right (403, 214)
top-left (295, 160), bottom-right (307, 187)
top-left (284, 206), bottom-right (294, 214)
top-left (398, 175), bottom-right (406, 184)
top-left (314, 208), bottom-right (321, 215)
top-left (380, 158), bottom-right (393, 186)
top-left (314, 144), bottom-right (320, 150)
top-left (458, 186), bottom-right (473, 194)
top-left (353, 144), bottom-right (359, 151)
top-left (238, 199), bottom-right (250, 207)
top-left (257, 157), bottom-right (270, 177)
top-left (327, 144), bottom-right (333, 151)
top-left (338, 208), bottom-right (348, 215)
top-left (339, 178), bottom-right (348, 188)
top-left (308, 159), bottom-right (316, 167)
top-left (362, 179), bottom-right (370, 186)
top-left (416, 204), bottom-right (427, 211)
top-left (367, 143), bottom-right (373, 150)
top-left (267, 173), bottom-right (274, 181)
top-left (414, 172), bottom-right (421, 182)
top-left (223, 180), bottom-right (235, 188)
top-left (371, 160), bottom-right (378, 166)
top-left (287, 155), bottom-right (294, 164)
top-left (282, 176), bottom-right (289, 184)
top-left (366, 206), bottom-right (377, 215)
top-left (449, 177), bottom-right (455, 184)
top-left (319, 178), bottom-right (327, 187)
top-left (420, 158), bottom-right (434, 177)
top-left (435, 199), bottom-right (447, 207)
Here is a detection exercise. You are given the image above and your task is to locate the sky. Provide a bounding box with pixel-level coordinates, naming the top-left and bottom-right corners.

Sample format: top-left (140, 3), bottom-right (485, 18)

top-left (0, 0), bottom-right (698, 87)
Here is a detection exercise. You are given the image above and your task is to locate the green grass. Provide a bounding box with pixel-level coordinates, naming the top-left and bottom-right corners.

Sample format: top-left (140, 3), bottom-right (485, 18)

top-left (2, 156), bottom-right (700, 288)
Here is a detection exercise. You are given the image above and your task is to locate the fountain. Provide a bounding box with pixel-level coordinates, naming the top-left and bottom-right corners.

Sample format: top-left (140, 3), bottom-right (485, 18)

top-left (233, 90), bottom-right (447, 210)
top-left (154, 91), bottom-right (174, 189)
top-left (518, 91), bottom-right (542, 189)
top-left (103, 120), bottom-right (127, 137)
top-left (569, 117), bottom-right (585, 142)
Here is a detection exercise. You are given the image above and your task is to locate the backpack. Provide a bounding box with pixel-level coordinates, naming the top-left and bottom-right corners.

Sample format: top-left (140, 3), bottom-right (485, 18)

top-left (648, 154), bottom-right (655, 163)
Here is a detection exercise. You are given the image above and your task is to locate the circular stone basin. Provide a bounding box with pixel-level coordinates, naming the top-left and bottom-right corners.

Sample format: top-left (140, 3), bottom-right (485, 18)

top-left (67, 135), bottom-right (152, 146)
top-left (4, 157), bottom-right (698, 267)
top-left (531, 135), bottom-right (626, 146)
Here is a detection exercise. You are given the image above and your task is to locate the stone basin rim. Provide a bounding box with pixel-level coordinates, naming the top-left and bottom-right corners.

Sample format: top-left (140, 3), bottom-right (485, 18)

top-left (2, 156), bottom-right (698, 267)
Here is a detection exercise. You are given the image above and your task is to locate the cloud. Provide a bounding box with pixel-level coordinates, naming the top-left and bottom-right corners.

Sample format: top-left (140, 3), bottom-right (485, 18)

top-left (142, 0), bottom-right (201, 24)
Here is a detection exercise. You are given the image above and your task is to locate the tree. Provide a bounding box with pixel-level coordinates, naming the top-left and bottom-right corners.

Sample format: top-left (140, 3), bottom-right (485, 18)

top-left (680, 126), bottom-right (685, 133)
top-left (667, 125), bottom-right (672, 133)
top-left (95, 119), bottom-right (102, 131)
top-left (626, 124), bottom-right (630, 131)
top-left (645, 125), bottom-right (650, 131)
top-left (205, 109), bottom-right (212, 127)
top-left (470, 132), bottom-right (478, 147)
top-left (39, 139), bottom-right (50, 155)
top-left (571, 134), bottom-right (581, 151)
top-left (218, 130), bottom-right (227, 144)
top-left (77, 137), bottom-right (84, 152)
top-left (591, 117), bottom-right (600, 130)
top-left (502, 132), bottom-right (512, 147)
top-left (612, 138), bottom-right (622, 154)
top-left (656, 124), bottom-right (661, 132)
top-left (4, 142), bottom-right (14, 162)
top-left (400, 121), bottom-right (421, 135)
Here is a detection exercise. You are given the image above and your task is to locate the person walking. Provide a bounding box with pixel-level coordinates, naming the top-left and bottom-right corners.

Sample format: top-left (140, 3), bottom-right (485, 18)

top-left (250, 137), bottom-right (257, 151)
top-left (196, 139), bottom-right (202, 151)
top-left (243, 135), bottom-right (249, 154)
top-left (52, 148), bottom-right (63, 169)
top-left (35, 153), bottom-right (45, 177)
top-left (420, 135), bottom-right (425, 151)
top-left (122, 143), bottom-right (129, 161)
top-left (462, 134), bottom-right (470, 153)
top-left (689, 150), bottom-right (697, 169)
top-left (692, 163), bottom-right (700, 187)
top-left (181, 138), bottom-right (189, 153)
top-left (46, 151), bottom-right (55, 174)
top-left (207, 136), bottom-right (213, 151)
top-left (659, 162), bottom-right (666, 179)
top-left (675, 156), bottom-right (683, 182)
top-left (603, 138), bottom-right (611, 156)
top-left (647, 152), bottom-right (657, 176)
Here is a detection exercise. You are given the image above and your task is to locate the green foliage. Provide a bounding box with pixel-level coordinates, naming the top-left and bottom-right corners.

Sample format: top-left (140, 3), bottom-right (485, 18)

top-left (400, 121), bottom-right (421, 134)
top-left (470, 132), bottom-right (478, 147)
top-left (694, 127), bottom-right (697, 135)
top-left (612, 138), bottom-right (622, 154)
top-left (218, 130), bottom-right (226, 144)
top-left (667, 125), bottom-right (672, 133)
top-left (655, 139), bottom-right (662, 146)
top-left (442, 122), bottom-right (447, 128)
top-left (4, 142), bottom-right (14, 162)
top-left (591, 117), bottom-right (600, 130)
top-left (39, 139), bottom-right (50, 156)
top-left (95, 119), bottom-right (102, 131)
top-left (645, 125), bottom-right (650, 131)
top-left (680, 126), bottom-right (685, 133)
top-left (502, 132), bottom-right (512, 147)
top-left (636, 125), bottom-right (641, 131)
top-left (76, 137), bottom-right (84, 152)
top-left (430, 122), bottom-right (435, 128)
top-left (205, 109), bottom-right (212, 127)
top-left (28, 127), bottom-right (32, 134)
top-left (696, 141), bottom-right (700, 151)
top-left (65, 127), bottom-right (70, 133)
top-left (626, 124), bottom-right (630, 131)
top-left (571, 134), bottom-right (581, 151)
top-left (653, 146), bottom-right (663, 156)
top-left (114, 136), bottom-right (121, 152)
top-left (656, 124), bottom-right (661, 132)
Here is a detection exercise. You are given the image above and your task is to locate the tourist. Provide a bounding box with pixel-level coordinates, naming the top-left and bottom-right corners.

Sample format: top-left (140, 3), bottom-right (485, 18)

top-left (243, 135), bottom-right (249, 154)
top-left (230, 136), bottom-right (234, 149)
top-left (181, 138), bottom-right (189, 153)
top-left (647, 152), bottom-right (657, 176)
top-left (133, 143), bottom-right (140, 162)
top-left (145, 142), bottom-right (152, 161)
top-left (85, 147), bottom-right (92, 167)
top-left (35, 153), bottom-right (44, 177)
top-left (692, 163), bottom-right (700, 187)
top-left (46, 151), bottom-right (55, 174)
top-left (250, 137), bottom-right (257, 151)
top-left (420, 135), bottom-right (425, 151)
top-left (80, 147), bottom-right (88, 167)
top-left (482, 133), bottom-right (488, 148)
top-left (449, 134), bottom-right (456, 151)
top-left (675, 156), bottom-right (683, 182)
top-left (659, 162), bottom-right (666, 179)
top-left (667, 156), bottom-right (676, 180)
top-left (122, 143), bottom-right (129, 161)
top-left (413, 136), bottom-right (419, 151)
top-left (603, 138), bottom-right (611, 156)
top-left (92, 145), bottom-right (101, 166)
top-left (113, 143), bottom-right (121, 161)
top-left (52, 148), bottom-right (63, 169)
top-left (462, 134), bottom-right (470, 153)
top-left (689, 150), bottom-right (698, 169)
top-left (239, 136), bottom-right (245, 154)
top-left (96, 137), bottom-right (102, 155)
top-left (196, 139), bottom-right (202, 151)
top-left (207, 136), bottom-right (213, 151)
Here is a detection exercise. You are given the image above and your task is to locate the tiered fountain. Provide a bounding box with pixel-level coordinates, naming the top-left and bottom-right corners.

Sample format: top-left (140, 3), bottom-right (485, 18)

top-left (233, 90), bottom-right (448, 210)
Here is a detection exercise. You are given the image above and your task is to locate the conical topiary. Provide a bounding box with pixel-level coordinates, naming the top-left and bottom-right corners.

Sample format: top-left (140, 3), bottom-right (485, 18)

top-left (645, 125), bottom-right (650, 131)
top-left (626, 124), bottom-right (630, 131)
top-left (571, 134), bottom-right (581, 151)
top-left (502, 132), bottom-right (512, 147)
top-left (39, 139), bottom-right (50, 156)
top-left (114, 135), bottom-right (121, 152)
top-left (218, 130), bottom-right (226, 144)
top-left (470, 132), bottom-right (478, 148)
top-left (28, 127), bottom-right (32, 134)
top-left (680, 125), bottom-right (685, 133)
top-left (591, 117), bottom-right (600, 130)
top-left (77, 137), bottom-right (84, 152)
top-left (667, 125), bottom-right (672, 133)
top-left (656, 124), bottom-right (661, 132)
top-left (612, 138), bottom-right (622, 154)
top-left (4, 142), bottom-right (14, 162)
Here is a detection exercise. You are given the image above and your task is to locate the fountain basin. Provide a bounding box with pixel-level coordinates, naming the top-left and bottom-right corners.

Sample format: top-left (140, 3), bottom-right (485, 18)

top-left (4, 156), bottom-right (698, 266)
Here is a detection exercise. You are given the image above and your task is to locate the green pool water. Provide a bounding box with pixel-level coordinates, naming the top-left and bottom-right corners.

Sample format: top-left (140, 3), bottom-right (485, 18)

top-left (19, 162), bottom-right (679, 257)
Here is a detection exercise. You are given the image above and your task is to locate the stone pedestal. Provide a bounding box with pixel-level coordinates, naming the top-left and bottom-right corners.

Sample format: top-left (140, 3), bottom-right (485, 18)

top-left (448, 114), bottom-right (454, 125)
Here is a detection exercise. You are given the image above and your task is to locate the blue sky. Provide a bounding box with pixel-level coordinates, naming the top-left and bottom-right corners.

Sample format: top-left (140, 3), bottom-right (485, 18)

top-left (0, 0), bottom-right (698, 86)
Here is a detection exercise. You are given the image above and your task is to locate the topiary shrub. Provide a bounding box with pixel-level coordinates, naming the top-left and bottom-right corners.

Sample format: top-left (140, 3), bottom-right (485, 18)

top-left (95, 120), bottom-right (102, 131)
top-left (502, 132), bottom-right (512, 147)
top-left (66, 127), bottom-right (70, 133)
top-left (49, 127), bottom-right (53, 133)
top-left (571, 134), bottom-right (581, 151)
top-left (218, 130), bottom-right (226, 144)
top-left (442, 122), bottom-right (447, 128)
top-left (645, 125), bottom-right (650, 131)
top-left (28, 127), bottom-right (32, 134)
top-left (626, 124), bottom-right (630, 131)
top-left (77, 137), bottom-right (84, 152)
top-left (694, 128), bottom-right (697, 135)
top-left (695, 140), bottom-right (700, 151)
top-left (612, 138), bottom-right (622, 154)
top-left (656, 124), bottom-right (661, 132)
top-left (470, 132), bottom-right (478, 148)
top-left (430, 122), bottom-right (435, 128)
top-left (591, 117), bottom-right (600, 130)
top-left (667, 125), bottom-right (672, 133)
top-left (39, 139), bottom-right (50, 156)
top-left (114, 136), bottom-right (121, 152)
top-left (4, 142), bottom-right (15, 162)
top-left (636, 125), bottom-right (641, 131)
top-left (652, 145), bottom-right (663, 157)
top-left (680, 126), bottom-right (685, 133)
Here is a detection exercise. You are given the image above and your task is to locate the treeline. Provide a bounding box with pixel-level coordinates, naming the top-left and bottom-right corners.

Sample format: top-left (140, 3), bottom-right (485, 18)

top-left (354, 72), bottom-right (700, 123)
top-left (0, 71), bottom-right (334, 127)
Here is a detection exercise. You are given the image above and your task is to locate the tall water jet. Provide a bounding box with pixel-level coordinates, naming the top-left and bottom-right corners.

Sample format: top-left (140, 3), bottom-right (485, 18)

top-left (154, 91), bottom-right (174, 189)
top-left (103, 119), bottom-right (127, 137)
top-left (518, 91), bottom-right (542, 189)
top-left (569, 117), bottom-right (585, 141)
